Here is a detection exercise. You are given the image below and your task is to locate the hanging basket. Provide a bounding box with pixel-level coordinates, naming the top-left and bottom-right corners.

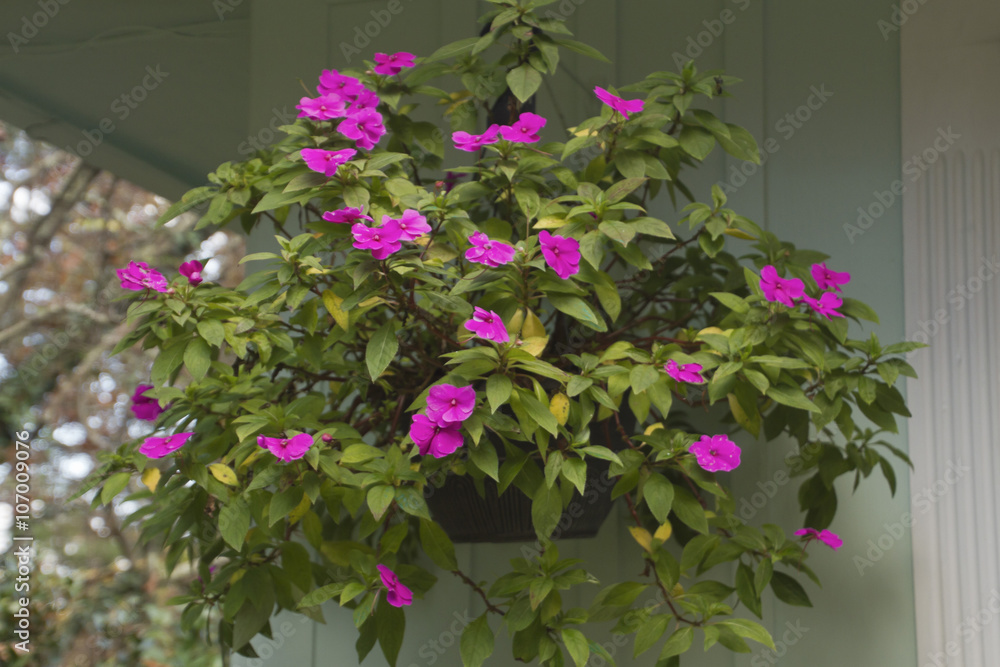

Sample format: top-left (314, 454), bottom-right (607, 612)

top-left (425, 419), bottom-right (626, 543)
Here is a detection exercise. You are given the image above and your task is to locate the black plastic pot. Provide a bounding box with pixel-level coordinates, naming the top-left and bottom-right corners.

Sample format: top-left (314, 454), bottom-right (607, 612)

top-left (425, 418), bottom-right (627, 543)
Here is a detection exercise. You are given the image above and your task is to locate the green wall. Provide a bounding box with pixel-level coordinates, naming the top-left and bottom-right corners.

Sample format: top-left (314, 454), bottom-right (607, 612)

top-left (237, 1), bottom-right (914, 665)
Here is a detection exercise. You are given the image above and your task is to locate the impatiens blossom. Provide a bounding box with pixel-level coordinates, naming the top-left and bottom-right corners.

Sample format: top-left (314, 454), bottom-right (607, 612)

top-left (257, 433), bottom-right (314, 462)
top-left (389, 209), bottom-right (431, 242)
top-left (688, 434), bottom-right (741, 472)
top-left (453, 124), bottom-right (501, 152)
top-left (322, 207), bottom-right (372, 224)
top-left (760, 265), bottom-right (804, 308)
top-left (296, 94), bottom-right (348, 121)
top-left (317, 69), bottom-right (364, 99)
top-left (801, 291), bottom-right (845, 320)
top-left (338, 108), bottom-right (386, 150)
top-left (301, 148), bottom-right (356, 177)
top-left (425, 384), bottom-right (476, 425)
top-left (498, 112), bottom-right (547, 143)
top-left (464, 307), bottom-right (509, 343)
top-left (352, 219), bottom-right (402, 260)
top-left (409, 414), bottom-right (464, 458)
top-left (130, 384), bottom-right (165, 421)
top-left (373, 51), bottom-right (416, 76)
top-left (117, 261), bottom-right (170, 293)
top-left (376, 564), bottom-right (413, 607)
top-left (795, 527), bottom-right (843, 550)
top-left (810, 262), bottom-right (851, 292)
top-left (538, 231), bottom-right (581, 279)
top-left (664, 360), bottom-right (705, 384)
top-left (348, 88), bottom-right (381, 112)
top-left (594, 86), bottom-right (645, 118)
top-left (178, 260), bottom-right (203, 286)
top-left (139, 432), bottom-right (193, 459)
top-left (465, 231), bottom-right (516, 267)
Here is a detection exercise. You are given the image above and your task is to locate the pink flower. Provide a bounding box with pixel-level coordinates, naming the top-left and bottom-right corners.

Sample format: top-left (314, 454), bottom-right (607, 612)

top-left (317, 70), bottom-right (364, 99)
top-left (352, 219), bottom-right (402, 260)
top-left (296, 94), bottom-right (348, 121)
top-left (130, 384), bottom-right (165, 421)
top-left (348, 88), bottom-right (381, 112)
top-left (664, 360), bottom-right (705, 384)
top-left (338, 108), bottom-right (386, 150)
top-left (178, 260), bottom-right (204, 286)
top-left (301, 148), bottom-right (356, 177)
top-left (810, 262), bottom-right (851, 292)
top-left (801, 292), bottom-right (845, 320)
top-left (376, 564), bottom-right (413, 607)
top-left (465, 231), bottom-right (516, 267)
top-left (464, 307), bottom-right (509, 343)
top-left (594, 86), bottom-right (644, 119)
top-left (409, 414), bottom-right (464, 458)
top-left (373, 51), bottom-right (416, 76)
top-left (688, 434), bottom-right (741, 472)
top-left (453, 125), bottom-right (501, 152)
top-left (139, 432), bottom-right (193, 459)
top-left (760, 265), bottom-right (804, 308)
top-left (256, 433), bottom-right (314, 462)
top-left (498, 112), bottom-right (547, 143)
top-left (795, 527), bottom-right (843, 550)
top-left (388, 210), bottom-right (431, 242)
top-left (538, 231), bottom-right (580, 279)
top-left (322, 207), bottom-right (372, 224)
top-left (425, 384), bottom-right (476, 425)
top-left (116, 261), bottom-right (170, 293)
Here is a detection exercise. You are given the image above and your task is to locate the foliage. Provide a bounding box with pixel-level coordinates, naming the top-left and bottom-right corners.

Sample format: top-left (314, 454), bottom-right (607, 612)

top-left (89, 1), bottom-right (919, 664)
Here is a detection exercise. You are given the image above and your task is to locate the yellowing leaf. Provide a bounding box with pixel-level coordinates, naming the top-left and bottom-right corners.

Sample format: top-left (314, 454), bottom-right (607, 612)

top-left (696, 326), bottom-right (728, 339)
top-left (304, 267), bottom-right (329, 275)
top-left (671, 583), bottom-right (684, 597)
top-left (629, 526), bottom-right (654, 553)
top-left (288, 492), bottom-right (312, 525)
top-left (522, 309), bottom-right (546, 339)
top-left (141, 468), bottom-right (161, 492)
top-left (654, 521), bottom-right (673, 543)
top-left (723, 227), bottom-right (756, 240)
top-left (508, 309), bottom-right (525, 335)
top-left (412, 235), bottom-right (431, 247)
top-left (359, 296), bottom-right (387, 308)
top-left (239, 448), bottom-right (266, 470)
top-left (209, 463), bottom-right (239, 487)
top-left (549, 393), bottom-right (570, 426)
top-left (322, 290), bottom-right (349, 330)
top-left (534, 216), bottom-right (568, 229)
top-left (644, 422), bottom-right (665, 436)
top-left (520, 336), bottom-right (549, 357)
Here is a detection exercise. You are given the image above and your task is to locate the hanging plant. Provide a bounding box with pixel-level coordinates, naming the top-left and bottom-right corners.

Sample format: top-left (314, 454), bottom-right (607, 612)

top-left (78, 1), bottom-right (921, 665)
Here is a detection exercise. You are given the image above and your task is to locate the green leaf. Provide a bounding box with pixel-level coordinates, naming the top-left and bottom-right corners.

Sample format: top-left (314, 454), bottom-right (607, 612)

top-left (671, 486), bottom-right (708, 534)
top-left (157, 186), bottom-right (216, 226)
top-left (710, 292), bottom-right (749, 314)
top-left (219, 496), bottom-right (251, 550)
top-left (367, 485), bottom-right (395, 521)
top-left (376, 593), bottom-right (405, 666)
top-left (659, 626), bottom-right (693, 659)
top-left (719, 619), bottom-right (775, 650)
top-left (531, 479), bottom-right (563, 540)
top-left (183, 338), bottom-right (212, 381)
top-left (233, 598), bottom-right (271, 649)
top-left (630, 216), bottom-right (675, 239)
top-left (629, 364), bottom-right (660, 394)
top-left (678, 126), bottom-right (715, 161)
top-left (461, 615), bottom-right (495, 667)
top-left (560, 628), bottom-right (590, 667)
top-left (151, 339), bottom-right (187, 385)
top-left (770, 571), bottom-right (813, 607)
top-left (550, 36), bottom-right (611, 62)
top-left (269, 487), bottom-right (304, 527)
top-left (196, 319), bottom-right (225, 348)
top-left (518, 391), bottom-right (559, 436)
top-left (366, 321), bottom-right (399, 381)
top-left (297, 583), bottom-right (343, 608)
top-left (548, 294), bottom-right (607, 332)
top-left (469, 440), bottom-right (500, 482)
top-left (561, 458), bottom-right (587, 495)
top-left (487, 374), bottom-right (513, 413)
top-left (507, 64), bottom-right (543, 103)
top-left (735, 561), bottom-right (762, 618)
top-left (643, 474), bottom-right (674, 524)
top-left (634, 613), bottom-right (671, 656)
top-left (100, 472), bottom-right (131, 505)
top-left (425, 36), bottom-right (479, 62)
top-left (716, 123), bottom-right (761, 163)
top-left (419, 519), bottom-right (457, 570)
top-left (600, 220), bottom-right (637, 246)
top-left (766, 385), bottom-right (820, 412)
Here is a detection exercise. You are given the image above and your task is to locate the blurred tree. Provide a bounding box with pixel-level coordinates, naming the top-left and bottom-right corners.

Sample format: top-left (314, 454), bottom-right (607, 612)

top-left (0, 119), bottom-right (244, 666)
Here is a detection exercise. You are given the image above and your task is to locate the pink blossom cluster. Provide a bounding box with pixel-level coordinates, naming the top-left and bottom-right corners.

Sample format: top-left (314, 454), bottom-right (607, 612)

top-left (409, 384), bottom-right (475, 458)
top-left (451, 112), bottom-right (548, 151)
top-left (350, 210), bottom-right (430, 260)
top-left (116, 259), bottom-right (207, 294)
top-left (760, 262), bottom-right (851, 320)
